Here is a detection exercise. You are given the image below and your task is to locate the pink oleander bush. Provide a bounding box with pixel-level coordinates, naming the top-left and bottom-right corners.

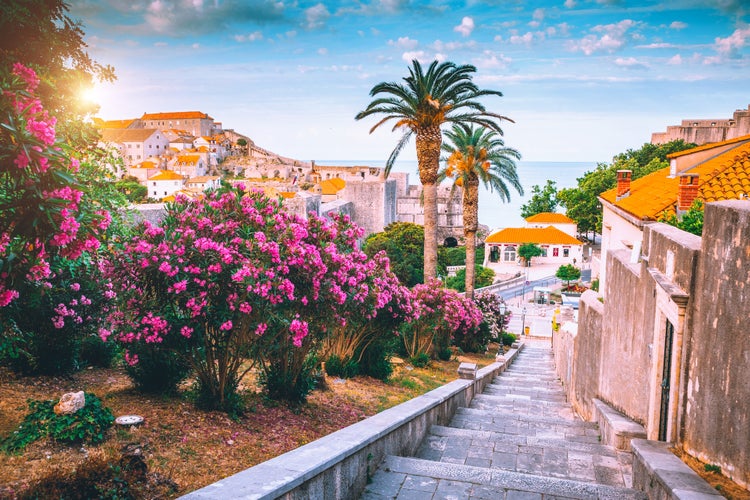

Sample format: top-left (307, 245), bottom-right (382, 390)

top-left (0, 64), bottom-right (117, 374)
top-left (401, 279), bottom-right (484, 360)
top-left (104, 185), bottom-right (405, 408)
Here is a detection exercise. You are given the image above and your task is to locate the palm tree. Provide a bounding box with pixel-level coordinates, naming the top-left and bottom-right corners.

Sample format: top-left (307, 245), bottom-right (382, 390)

top-left (441, 124), bottom-right (522, 298)
top-left (355, 60), bottom-right (511, 280)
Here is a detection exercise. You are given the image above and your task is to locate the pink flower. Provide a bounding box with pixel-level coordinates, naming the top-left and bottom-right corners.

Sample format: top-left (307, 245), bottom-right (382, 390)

top-left (219, 320), bottom-right (233, 331)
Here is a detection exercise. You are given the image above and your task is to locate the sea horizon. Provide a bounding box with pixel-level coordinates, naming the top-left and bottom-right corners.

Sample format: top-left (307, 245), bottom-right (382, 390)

top-left (317, 160), bottom-right (597, 230)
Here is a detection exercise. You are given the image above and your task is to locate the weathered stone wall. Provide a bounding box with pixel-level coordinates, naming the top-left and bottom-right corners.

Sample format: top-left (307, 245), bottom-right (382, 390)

top-left (598, 249), bottom-right (652, 423)
top-left (683, 200), bottom-right (750, 488)
top-left (571, 291), bottom-right (603, 420)
top-left (340, 180), bottom-right (396, 237)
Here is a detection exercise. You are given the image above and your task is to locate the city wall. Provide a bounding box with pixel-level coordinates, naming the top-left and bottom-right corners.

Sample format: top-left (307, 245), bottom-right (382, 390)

top-left (556, 201), bottom-right (749, 489)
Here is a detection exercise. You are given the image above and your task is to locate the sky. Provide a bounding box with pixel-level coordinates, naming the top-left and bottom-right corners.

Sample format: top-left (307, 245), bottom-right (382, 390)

top-left (71, 0), bottom-right (749, 164)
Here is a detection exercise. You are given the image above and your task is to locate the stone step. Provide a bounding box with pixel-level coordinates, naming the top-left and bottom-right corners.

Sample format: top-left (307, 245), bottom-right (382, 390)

top-left (451, 409), bottom-right (602, 445)
top-left (494, 374), bottom-right (561, 383)
top-left (362, 456), bottom-right (646, 500)
top-left (482, 387), bottom-right (568, 402)
top-left (468, 393), bottom-right (575, 416)
top-left (416, 426), bottom-right (632, 486)
top-left (454, 406), bottom-right (598, 431)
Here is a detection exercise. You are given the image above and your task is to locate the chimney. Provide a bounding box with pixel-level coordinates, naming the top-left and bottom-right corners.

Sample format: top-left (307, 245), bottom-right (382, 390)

top-left (616, 170), bottom-right (632, 200)
top-left (678, 174), bottom-right (700, 211)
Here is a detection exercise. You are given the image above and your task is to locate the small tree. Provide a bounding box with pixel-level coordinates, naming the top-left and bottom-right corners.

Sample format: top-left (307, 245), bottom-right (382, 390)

top-left (520, 180), bottom-right (558, 218)
top-left (517, 243), bottom-right (543, 267)
top-left (556, 264), bottom-right (581, 290)
top-left (659, 200), bottom-right (704, 236)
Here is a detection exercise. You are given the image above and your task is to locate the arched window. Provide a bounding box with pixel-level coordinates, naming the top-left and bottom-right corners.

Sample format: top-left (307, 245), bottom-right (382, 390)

top-left (503, 245), bottom-right (516, 262)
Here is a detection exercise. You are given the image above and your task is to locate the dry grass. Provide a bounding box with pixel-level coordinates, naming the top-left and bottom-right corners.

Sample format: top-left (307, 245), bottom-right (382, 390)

top-left (0, 348), bottom-right (496, 498)
top-left (671, 448), bottom-right (750, 500)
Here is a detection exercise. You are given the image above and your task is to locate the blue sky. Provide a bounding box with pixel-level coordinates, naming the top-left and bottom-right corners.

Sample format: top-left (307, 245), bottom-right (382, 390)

top-left (72, 0), bottom-right (749, 163)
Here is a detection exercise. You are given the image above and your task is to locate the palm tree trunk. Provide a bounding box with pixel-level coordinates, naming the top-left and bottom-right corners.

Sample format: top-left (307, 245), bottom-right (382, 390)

top-left (416, 127), bottom-right (441, 281)
top-left (463, 177), bottom-right (479, 299)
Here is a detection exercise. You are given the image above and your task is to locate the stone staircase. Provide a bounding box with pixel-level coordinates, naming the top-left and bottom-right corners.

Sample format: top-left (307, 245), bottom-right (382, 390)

top-left (362, 341), bottom-right (647, 499)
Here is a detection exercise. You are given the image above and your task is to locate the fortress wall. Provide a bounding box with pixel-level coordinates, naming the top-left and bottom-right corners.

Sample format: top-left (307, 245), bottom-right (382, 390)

top-left (683, 201), bottom-right (750, 489)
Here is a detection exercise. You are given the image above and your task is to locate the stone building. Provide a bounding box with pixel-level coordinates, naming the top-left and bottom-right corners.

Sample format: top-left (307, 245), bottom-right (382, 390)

top-left (554, 200), bottom-right (750, 490)
top-left (597, 134), bottom-right (750, 291)
top-left (651, 104), bottom-right (750, 145)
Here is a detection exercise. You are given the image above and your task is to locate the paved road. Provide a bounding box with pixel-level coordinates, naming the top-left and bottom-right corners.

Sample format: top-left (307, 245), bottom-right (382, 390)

top-left (362, 341), bottom-right (645, 499)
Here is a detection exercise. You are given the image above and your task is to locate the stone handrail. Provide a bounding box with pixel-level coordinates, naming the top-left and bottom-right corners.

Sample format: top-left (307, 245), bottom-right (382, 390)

top-left (474, 274), bottom-right (524, 294)
top-left (180, 345), bottom-right (524, 499)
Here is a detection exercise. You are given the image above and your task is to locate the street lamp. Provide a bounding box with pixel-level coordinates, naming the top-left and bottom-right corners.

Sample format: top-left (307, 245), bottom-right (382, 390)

top-left (521, 306), bottom-right (527, 337)
top-left (498, 302), bottom-right (507, 337)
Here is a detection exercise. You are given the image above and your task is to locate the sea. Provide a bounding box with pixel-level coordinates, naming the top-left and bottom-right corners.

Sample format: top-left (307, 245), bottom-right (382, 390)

top-left (317, 160), bottom-right (597, 230)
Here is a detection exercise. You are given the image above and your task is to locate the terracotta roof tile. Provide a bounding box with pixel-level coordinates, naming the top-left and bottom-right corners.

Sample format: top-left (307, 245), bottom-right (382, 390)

top-left (148, 170), bottom-right (184, 181)
top-left (602, 141), bottom-right (750, 219)
top-left (485, 226), bottom-right (582, 245)
top-left (141, 111), bottom-right (212, 120)
top-left (320, 178), bottom-right (346, 195)
top-left (525, 212), bottom-right (575, 224)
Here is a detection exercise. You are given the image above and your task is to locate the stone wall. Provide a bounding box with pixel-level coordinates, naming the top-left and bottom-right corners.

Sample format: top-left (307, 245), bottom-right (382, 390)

top-left (683, 201), bottom-right (750, 489)
top-left (557, 202), bottom-right (750, 489)
top-left (651, 104), bottom-right (750, 145)
top-left (340, 179), bottom-right (397, 237)
top-left (598, 248), bottom-right (652, 423)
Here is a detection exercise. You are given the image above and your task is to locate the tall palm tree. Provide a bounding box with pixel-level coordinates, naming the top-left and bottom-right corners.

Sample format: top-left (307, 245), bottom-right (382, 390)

top-left (441, 124), bottom-right (522, 298)
top-left (355, 60), bottom-right (511, 280)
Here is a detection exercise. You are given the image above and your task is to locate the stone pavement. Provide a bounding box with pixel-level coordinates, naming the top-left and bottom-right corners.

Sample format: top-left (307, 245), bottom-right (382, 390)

top-left (361, 341), bottom-right (646, 499)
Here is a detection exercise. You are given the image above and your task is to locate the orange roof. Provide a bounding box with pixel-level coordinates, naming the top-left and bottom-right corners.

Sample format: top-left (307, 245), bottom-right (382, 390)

top-left (279, 192), bottom-right (296, 199)
top-left (93, 118), bottom-right (135, 129)
top-left (525, 212), bottom-right (575, 224)
top-left (148, 170), bottom-right (184, 181)
top-left (141, 111), bottom-right (212, 121)
top-left (667, 134), bottom-right (750, 158)
top-left (485, 227), bottom-right (581, 245)
top-left (601, 140), bottom-right (750, 220)
top-left (176, 154), bottom-right (201, 165)
top-left (320, 178), bottom-right (346, 195)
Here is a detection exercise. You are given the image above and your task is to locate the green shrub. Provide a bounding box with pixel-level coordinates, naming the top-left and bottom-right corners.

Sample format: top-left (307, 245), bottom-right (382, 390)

top-left (410, 352), bottom-right (430, 368)
top-left (260, 356), bottom-right (318, 404)
top-left (437, 347), bottom-right (453, 361)
top-left (79, 335), bottom-right (120, 368)
top-left (456, 321), bottom-right (493, 353)
top-left (2, 393), bottom-right (114, 453)
top-left (356, 336), bottom-right (396, 381)
top-left (124, 343), bottom-right (192, 395)
top-left (501, 333), bottom-right (517, 347)
top-left (325, 355), bottom-right (359, 379)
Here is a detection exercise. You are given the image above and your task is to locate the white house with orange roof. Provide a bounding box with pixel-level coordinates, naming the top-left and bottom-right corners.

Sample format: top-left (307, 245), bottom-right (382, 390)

top-left (597, 134), bottom-right (750, 292)
top-left (524, 212), bottom-right (578, 237)
top-left (169, 153), bottom-right (207, 178)
top-left (146, 170), bottom-right (185, 200)
top-left (484, 212), bottom-right (583, 266)
top-left (140, 111), bottom-right (219, 137)
top-left (185, 175), bottom-right (221, 192)
top-left (100, 128), bottom-right (170, 167)
top-left (126, 159), bottom-right (161, 182)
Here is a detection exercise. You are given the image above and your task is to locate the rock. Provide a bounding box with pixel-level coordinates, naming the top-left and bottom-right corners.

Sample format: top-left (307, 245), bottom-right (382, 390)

top-left (53, 391), bottom-right (85, 415)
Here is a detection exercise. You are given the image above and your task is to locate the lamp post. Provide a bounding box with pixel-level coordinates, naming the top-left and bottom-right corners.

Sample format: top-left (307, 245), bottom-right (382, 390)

top-left (498, 302), bottom-right (507, 337)
top-left (521, 306), bottom-right (527, 337)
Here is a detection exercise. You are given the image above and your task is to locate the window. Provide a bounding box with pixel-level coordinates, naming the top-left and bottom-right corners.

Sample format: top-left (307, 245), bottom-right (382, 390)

top-left (153, 182), bottom-right (156, 186)
top-left (128, 144), bottom-right (132, 148)
top-left (503, 245), bottom-right (516, 262)
top-left (541, 246), bottom-right (548, 257)
top-left (553, 247), bottom-right (559, 257)
top-left (563, 248), bottom-right (570, 258)
top-left (153, 191), bottom-right (157, 196)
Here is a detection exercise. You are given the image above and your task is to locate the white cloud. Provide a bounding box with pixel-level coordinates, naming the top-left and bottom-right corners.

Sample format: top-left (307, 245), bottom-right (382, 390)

top-left (473, 50), bottom-right (512, 69)
top-left (454, 16), bottom-right (475, 37)
top-left (529, 8), bottom-right (545, 27)
top-left (402, 50), bottom-right (427, 63)
top-left (234, 31), bottom-right (263, 42)
top-left (667, 54), bottom-right (683, 65)
top-left (318, 47), bottom-right (328, 55)
top-left (192, 43), bottom-right (200, 49)
top-left (389, 36), bottom-right (419, 50)
top-left (569, 19), bottom-right (637, 55)
top-left (636, 42), bottom-right (676, 49)
top-left (304, 3), bottom-right (330, 29)
top-left (432, 40), bottom-right (476, 52)
top-left (564, 0), bottom-right (577, 8)
top-left (714, 26), bottom-right (750, 57)
top-left (670, 21), bottom-right (687, 30)
top-left (509, 31), bottom-right (543, 46)
top-left (614, 56), bottom-right (649, 69)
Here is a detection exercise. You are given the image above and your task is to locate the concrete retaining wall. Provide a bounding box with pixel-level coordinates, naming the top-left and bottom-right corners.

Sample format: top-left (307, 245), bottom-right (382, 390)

top-left (181, 346), bottom-right (522, 499)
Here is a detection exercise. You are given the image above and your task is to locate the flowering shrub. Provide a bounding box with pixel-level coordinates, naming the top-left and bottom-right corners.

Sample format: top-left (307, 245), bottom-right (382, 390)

top-left (474, 292), bottom-right (511, 339)
top-left (0, 64), bottom-right (109, 307)
top-left (401, 279), bottom-right (484, 359)
top-left (105, 186), bottom-right (403, 407)
top-left (0, 64), bottom-right (118, 374)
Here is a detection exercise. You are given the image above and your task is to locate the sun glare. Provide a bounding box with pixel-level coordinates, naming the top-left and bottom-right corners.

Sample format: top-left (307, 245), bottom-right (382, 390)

top-left (80, 83), bottom-right (103, 105)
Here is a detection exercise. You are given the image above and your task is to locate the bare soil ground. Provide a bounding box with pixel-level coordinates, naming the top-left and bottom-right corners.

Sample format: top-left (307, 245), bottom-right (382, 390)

top-left (0, 349), bottom-right (496, 498)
